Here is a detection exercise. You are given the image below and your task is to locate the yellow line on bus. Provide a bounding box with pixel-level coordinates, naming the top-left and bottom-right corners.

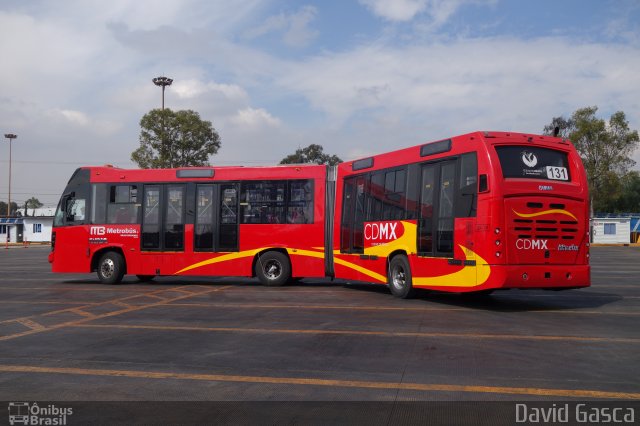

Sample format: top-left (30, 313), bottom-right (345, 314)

top-left (72, 324), bottom-right (640, 344)
top-left (0, 364), bottom-right (637, 400)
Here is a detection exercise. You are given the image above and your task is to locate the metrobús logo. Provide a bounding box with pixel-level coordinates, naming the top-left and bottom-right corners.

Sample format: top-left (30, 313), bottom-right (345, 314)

top-left (521, 151), bottom-right (538, 168)
top-left (90, 226), bottom-right (138, 238)
top-left (364, 221), bottom-right (404, 247)
top-left (8, 402), bottom-right (73, 425)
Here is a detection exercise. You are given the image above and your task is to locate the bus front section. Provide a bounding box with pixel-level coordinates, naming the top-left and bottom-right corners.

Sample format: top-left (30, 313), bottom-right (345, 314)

top-left (481, 134), bottom-right (590, 291)
top-left (49, 168), bottom-right (93, 273)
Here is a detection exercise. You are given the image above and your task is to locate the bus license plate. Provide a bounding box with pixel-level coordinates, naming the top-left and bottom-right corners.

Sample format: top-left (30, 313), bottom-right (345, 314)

top-left (546, 166), bottom-right (568, 181)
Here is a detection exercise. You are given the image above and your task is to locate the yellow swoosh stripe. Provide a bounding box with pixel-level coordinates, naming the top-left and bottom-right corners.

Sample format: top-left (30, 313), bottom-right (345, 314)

top-left (175, 244), bottom-right (490, 289)
top-left (513, 209), bottom-right (577, 221)
top-left (413, 245), bottom-right (490, 288)
top-left (175, 248), bottom-right (266, 274)
top-left (290, 249), bottom-right (387, 282)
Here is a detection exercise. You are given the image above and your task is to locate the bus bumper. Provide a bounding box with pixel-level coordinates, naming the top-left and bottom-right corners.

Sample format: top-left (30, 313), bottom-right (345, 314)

top-left (490, 264), bottom-right (590, 289)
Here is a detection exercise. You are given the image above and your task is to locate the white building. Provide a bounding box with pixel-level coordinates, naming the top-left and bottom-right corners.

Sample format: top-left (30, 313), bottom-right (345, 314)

top-left (591, 217), bottom-right (631, 244)
top-left (0, 207), bottom-right (56, 244)
top-left (22, 216), bottom-right (54, 243)
top-left (0, 218), bottom-right (22, 244)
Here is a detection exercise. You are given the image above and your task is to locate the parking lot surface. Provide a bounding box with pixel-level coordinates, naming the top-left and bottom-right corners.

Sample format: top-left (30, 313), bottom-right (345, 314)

top-left (0, 246), bottom-right (638, 407)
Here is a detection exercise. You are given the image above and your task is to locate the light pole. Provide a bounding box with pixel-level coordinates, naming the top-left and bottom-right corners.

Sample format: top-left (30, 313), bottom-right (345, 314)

top-left (152, 76), bottom-right (173, 110)
top-left (4, 133), bottom-right (17, 218)
top-left (152, 76), bottom-right (173, 167)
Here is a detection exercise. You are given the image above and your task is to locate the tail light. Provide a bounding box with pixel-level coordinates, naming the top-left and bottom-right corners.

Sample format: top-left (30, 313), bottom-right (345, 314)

top-left (51, 231), bottom-right (56, 251)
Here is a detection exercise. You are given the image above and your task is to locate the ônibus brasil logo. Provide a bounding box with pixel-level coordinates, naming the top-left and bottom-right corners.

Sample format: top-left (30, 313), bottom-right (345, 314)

top-left (8, 402), bottom-right (73, 425)
top-left (521, 151), bottom-right (538, 168)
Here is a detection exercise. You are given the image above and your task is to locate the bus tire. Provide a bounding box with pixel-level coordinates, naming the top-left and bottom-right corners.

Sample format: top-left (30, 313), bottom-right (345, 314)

top-left (388, 255), bottom-right (415, 299)
top-left (97, 251), bottom-right (125, 285)
top-left (256, 251), bottom-right (291, 286)
top-left (136, 275), bottom-right (155, 282)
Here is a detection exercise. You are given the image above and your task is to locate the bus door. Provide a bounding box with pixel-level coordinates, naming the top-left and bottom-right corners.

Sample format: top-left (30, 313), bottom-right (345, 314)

top-left (141, 184), bottom-right (186, 252)
top-left (340, 175), bottom-right (366, 253)
top-left (418, 161), bottom-right (456, 257)
top-left (218, 183), bottom-right (238, 251)
top-left (194, 183), bottom-right (238, 252)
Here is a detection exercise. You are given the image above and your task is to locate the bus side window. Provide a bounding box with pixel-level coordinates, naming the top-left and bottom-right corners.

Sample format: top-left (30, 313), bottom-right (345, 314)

top-left (66, 198), bottom-right (86, 223)
top-left (455, 153), bottom-right (478, 218)
top-left (287, 180), bottom-right (314, 224)
top-left (107, 185), bottom-right (139, 224)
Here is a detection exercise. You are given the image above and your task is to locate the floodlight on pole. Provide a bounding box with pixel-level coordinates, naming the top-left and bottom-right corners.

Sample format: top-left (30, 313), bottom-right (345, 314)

top-left (152, 76), bottom-right (173, 110)
top-left (4, 133), bottom-right (17, 218)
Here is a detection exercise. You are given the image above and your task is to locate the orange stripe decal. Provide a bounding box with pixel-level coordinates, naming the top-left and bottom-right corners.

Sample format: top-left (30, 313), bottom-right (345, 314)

top-left (513, 209), bottom-right (577, 221)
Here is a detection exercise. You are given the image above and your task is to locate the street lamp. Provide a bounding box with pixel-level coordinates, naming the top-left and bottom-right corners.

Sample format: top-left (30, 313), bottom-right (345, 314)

top-left (152, 76), bottom-right (173, 110)
top-left (4, 133), bottom-right (17, 218)
top-left (152, 76), bottom-right (173, 167)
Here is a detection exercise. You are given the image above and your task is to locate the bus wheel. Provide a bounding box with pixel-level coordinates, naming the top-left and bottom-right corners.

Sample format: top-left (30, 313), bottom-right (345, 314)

top-left (388, 255), bottom-right (415, 299)
top-left (136, 275), bottom-right (155, 282)
top-left (256, 251), bottom-right (291, 286)
top-left (97, 251), bottom-right (125, 285)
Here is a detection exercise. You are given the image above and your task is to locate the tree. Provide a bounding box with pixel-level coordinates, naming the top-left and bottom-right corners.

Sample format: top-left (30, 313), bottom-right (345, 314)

top-left (279, 144), bottom-right (342, 166)
top-left (131, 108), bottom-right (221, 168)
top-left (611, 171), bottom-right (640, 213)
top-left (0, 201), bottom-right (19, 217)
top-left (543, 106), bottom-right (639, 212)
top-left (24, 197), bottom-right (43, 216)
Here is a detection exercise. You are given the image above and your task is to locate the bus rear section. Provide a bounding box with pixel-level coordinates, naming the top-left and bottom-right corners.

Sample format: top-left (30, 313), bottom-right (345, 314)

top-left (49, 165), bottom-right (328, 286)
top-left (332, 131), bottom-right (590, 297)
top-left (481, 136), bottom-right (590, 290)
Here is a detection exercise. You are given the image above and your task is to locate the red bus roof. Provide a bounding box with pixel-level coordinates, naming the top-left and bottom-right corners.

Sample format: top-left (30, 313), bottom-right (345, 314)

top-left (339, 130), bottom-right (574, 172)
top-left (85, 163), bottom-right (327, 183)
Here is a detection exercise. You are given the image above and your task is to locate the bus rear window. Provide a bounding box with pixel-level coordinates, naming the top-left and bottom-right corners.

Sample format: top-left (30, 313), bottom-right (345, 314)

top-left (495, 146), bottom-right (571, 181)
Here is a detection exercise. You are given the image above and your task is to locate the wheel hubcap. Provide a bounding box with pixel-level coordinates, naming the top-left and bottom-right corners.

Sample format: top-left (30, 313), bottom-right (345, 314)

top-left (101, 259), bottom-right (115, 278)
top-left (392, 265), bottom-right (406, 289)
top-left (264, 260), bottom-right (282, 280)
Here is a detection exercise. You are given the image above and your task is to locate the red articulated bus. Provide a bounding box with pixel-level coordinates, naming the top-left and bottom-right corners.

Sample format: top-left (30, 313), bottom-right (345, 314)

top-left (49, 131), bottom-right (590, 297)
top-left (50, 165), bottom-right (328, 286)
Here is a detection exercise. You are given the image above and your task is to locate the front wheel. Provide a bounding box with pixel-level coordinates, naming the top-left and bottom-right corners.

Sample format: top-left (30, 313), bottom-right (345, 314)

top-left (255, 251), bottom-right (291, 286)
top-left (388, 255), bottom-right (415, 299)
top-left (97, 251), bottom-right (125, 284)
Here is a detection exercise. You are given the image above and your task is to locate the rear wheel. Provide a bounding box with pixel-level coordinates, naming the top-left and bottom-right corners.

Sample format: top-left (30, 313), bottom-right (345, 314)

top-left (256, 251), bottom-right (291, 286)
top-left (97, 251), bottom-right (125, 284)
top-left (388, 255), bottom-right (415, 299)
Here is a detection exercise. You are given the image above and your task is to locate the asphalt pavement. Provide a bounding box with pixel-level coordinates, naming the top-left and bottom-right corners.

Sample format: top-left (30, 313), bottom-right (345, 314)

top-left (0, 245), bottom-right (638, 424)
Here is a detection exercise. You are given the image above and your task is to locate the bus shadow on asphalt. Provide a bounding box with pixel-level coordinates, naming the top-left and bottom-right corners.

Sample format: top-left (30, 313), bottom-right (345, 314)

top-left (341, 283), bottom-right (623, 312)
top-left (53, 278), bottom-right (623, 312)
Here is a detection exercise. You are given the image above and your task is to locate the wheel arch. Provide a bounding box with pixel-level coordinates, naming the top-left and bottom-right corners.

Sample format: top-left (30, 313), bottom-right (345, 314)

top-left (386, 249), bottom-right (409, 274)
top-left (91, 246), bottom-right (127, 274)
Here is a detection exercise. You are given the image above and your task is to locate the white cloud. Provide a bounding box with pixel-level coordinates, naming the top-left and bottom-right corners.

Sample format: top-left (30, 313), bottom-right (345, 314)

top-left (55, 109), bottom-right (90, 126)
top-left (277, 37), bottom-right (640, 133)
top-left (1, 0), bottom-right (639, 205)
top-left (230, 107), bottom-right (281, 128)
top-left (359, 0), bottom-right (429, 22)
top-left (359, 0), bottom-right (496, 28)
top-left (245, 5), bottom-right (318, 47)
top-left (173, 79), bottom-right (249, 103)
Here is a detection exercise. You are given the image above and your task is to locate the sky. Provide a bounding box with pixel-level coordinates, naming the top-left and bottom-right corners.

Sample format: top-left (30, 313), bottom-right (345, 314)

top-left (0, 0), bottom-right (639, 206)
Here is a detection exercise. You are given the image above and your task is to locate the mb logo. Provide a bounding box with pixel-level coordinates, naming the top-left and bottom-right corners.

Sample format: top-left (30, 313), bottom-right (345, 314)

top-left (90, 226), bottom-right (106, 236)
top-left (521, 151), bottom-right (538, 168)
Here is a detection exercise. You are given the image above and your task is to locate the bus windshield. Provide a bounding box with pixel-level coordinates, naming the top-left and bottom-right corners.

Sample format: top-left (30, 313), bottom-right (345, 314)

top-left (495, 146), bottom-right (571, 182)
